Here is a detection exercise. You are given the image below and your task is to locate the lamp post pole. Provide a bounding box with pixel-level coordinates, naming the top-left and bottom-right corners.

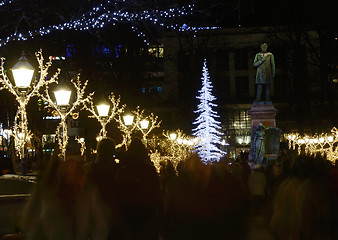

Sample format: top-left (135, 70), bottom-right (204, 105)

top-left (0, 50), bottom-right (60, 175)
top-left (54, 89), bottom-right (72, 161)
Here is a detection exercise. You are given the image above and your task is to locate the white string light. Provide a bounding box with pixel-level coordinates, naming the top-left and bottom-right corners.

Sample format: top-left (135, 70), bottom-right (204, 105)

top-left (39, 75), bottom-right (93, 160)
top-left (0, 3), bottom-right (211, 46)
top-left (285, 127), bottom-right (338, 162)
top-left (82, 92), bottom-right (125, 140)
top-left (0, 50), bottom-right (60, 160)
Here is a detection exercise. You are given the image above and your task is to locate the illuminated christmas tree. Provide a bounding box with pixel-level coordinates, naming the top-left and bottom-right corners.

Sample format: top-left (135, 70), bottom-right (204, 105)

top-left (192, 59), bottom-right (225, 164)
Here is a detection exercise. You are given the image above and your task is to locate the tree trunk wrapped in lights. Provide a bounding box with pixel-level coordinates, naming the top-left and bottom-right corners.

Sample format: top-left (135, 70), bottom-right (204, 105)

top-left (0, 50), bottom-right (60, 174)
top-left (82, 92), bottom-right (126, 140)
top-left (39, 75), bottom-right (93, 160)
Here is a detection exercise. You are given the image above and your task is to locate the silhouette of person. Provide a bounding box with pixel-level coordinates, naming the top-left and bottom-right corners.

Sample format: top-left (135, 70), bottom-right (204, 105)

top-left (88, 137), bottom-right (126, 240)
top-left (253, 43), bottom-right (275, 102)
top-left (117, 137), bottom-right (163, 240)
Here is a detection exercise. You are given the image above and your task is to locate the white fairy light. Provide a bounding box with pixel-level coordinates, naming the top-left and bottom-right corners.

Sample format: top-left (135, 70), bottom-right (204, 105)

top-left (0, 3), bottom-right (201, 46)
top-left (115, 106), bottom-right (161, 150)
top-left (0, 50), bottom-right (60, 174)
top-left (192, 59), bottom-right (225, 164)
top-left (75, 136), bottom-right (86, 156)
top-left (285, 127), bottom-right (338, 162)
top-left (82, 92), bottom-right (125, 140)
top-left (39, 75), bottom-right (93, 160)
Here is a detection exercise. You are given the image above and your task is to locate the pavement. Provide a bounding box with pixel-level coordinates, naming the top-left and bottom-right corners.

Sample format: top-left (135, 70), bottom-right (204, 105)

top-left (0, 176), bottom-right (275, 239)
top-left (247, 214), bottom-right (274, 240)
top-left (0, 176), bottom-right (35, 235)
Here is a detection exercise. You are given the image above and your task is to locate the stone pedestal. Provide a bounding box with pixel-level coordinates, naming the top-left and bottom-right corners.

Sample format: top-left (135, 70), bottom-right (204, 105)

top-left (248, 102), bottom-right (278, 162)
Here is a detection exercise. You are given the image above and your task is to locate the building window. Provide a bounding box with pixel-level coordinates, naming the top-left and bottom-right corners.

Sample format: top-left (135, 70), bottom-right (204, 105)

top-left (235, 76), bottom-right (249, 98)
top-left (66, 44), bottom-right (75, 58)
top-left (216, 49), bottom-right (229, 71)
top-left (92, 44), bottom-right (112, 58)
top-left (223, 109), bottom-right (251, 144)
top-left (141, 86), bottom-right (163, 94)
top-left (156, 86), bottom-right (163, 93)
top-left (114, 45), bottom-right (122, 58)
top-left (148, 45), bottom-right (164, 58)
top-left (235, 49), bottom-right (248, 70)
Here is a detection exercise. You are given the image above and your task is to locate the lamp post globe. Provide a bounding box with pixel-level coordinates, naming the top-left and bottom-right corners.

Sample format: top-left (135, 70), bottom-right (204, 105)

top-left (123, 114), bottom-right (134, 126)
top-left (140, 119), bottom-right (149, 129)
top-left (96, 104), bottom-right (110, 117)
top-left (11, 52), bottom-right (35, 89)
top-left (170, 133), bottom-right (177, 141)
top-left (54, 89), bottom-right (72, 106)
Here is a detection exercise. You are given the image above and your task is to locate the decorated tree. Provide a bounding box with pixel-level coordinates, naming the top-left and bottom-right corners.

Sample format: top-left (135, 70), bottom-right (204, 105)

top-left (192, 59), bottom-right (225, 164)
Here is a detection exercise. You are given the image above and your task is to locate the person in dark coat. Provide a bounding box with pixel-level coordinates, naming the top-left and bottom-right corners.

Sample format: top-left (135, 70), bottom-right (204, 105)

top-left (88, 137), bottom-right (127, 240)
top-left (117, 137), bottom-right (163, 240)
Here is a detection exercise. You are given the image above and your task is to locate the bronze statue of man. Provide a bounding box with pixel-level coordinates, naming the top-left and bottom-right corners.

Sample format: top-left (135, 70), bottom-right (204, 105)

top-left (253, 43), bottom-right (275, 102)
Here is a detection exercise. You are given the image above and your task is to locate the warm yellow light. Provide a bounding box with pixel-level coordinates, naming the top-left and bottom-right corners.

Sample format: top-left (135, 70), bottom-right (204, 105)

top-left (327, 136), bottom-right (334, 142)
top-left (11, 53), bottom-right (34, 88)
top-left (319, 137), bottom-right (325, 143)
top-left (96, 104), bottom-right (110, 117)
top-left (123, 114), bottom-right (134, 126)
top-left (177, 138), bottom-right (183, 144)
top-left (169, 133), bottom-right (177, 140)
top-left (140, 119), bottom-right (149, 129)
top-left (54, 90), bottom-right (71, 106)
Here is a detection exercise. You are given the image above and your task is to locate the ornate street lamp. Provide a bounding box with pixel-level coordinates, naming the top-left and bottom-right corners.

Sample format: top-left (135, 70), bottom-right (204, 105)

top-left (82, 92), bottom-right (125, 142)
top-left (11, 52), bottom-right (35, 89)
top-left (40, 75), bottom-right (91, 160)
top-left (123, 114), bottom-right (134, 126)
top-left (140, 119), bottom-right (150, 130)
top-left (96, 103), bottom-right (110, 117)
top-left (53, 86), bottom-right (72, 160)
top-left (169, 132), bottom-right (177, 141)
top-left (0, 50), bottom-right (60, 175)
top-left (54, 89), bottom-right (72, 107)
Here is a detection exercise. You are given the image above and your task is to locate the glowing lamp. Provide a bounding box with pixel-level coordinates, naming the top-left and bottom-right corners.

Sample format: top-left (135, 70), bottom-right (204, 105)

top-left (177, 138), bottom-right (183, 144)
top-left (11, 52), bottom-right (34, 88)
top-left (54, 89), bottom-right (71, 106)
top-left (140, 119), bottom-right (149, 129)
top-left (123, 114), bottom-right (134, 126)
top-left (96, 104), bottom-right (110, 117)
top-left (169, 133), bottom-right (177, 140)
top-left (327, 136), bottom-right (334, 142)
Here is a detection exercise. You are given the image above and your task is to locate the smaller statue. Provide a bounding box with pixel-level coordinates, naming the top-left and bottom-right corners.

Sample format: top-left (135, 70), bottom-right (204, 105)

top-left (252, 123), bottom-right (265, 165)
top-left (253, 43), bottom-right (275, 102)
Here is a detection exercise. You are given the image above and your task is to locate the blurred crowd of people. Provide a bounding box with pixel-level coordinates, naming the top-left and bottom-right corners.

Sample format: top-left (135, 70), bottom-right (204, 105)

top-left (18, 138), bottom-right (338, 240)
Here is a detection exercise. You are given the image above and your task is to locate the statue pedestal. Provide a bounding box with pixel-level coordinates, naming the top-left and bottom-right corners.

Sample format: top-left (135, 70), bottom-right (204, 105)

top-left (248, 102), bottom-right (278, 128)
top-left (248, 102), bottom-right (278, 163)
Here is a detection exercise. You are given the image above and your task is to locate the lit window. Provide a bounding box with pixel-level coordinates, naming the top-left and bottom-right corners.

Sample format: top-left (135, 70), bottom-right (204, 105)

top-left (148, 45), bottom-right (164, 58)
top-left (115, 45), bottom-right (122, 58)
top-left (66, 44), bottom-right (75, 58)
top-left (156, 86), bottom-right (163, 93)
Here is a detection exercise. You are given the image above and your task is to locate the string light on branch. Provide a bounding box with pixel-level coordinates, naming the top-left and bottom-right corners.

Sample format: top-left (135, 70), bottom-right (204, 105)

top-left (82, 92), bottom-right (125, 141)
top-left (0, 3), bottom-right (205, 46)
top-left (285, 127), bottom-right (338, 162)
top-left (75, 136), bottom-right (86, 156)
top-left (0, 0), bottom-right (12, 7)
top-left (115, 106), bottom-right (161, 150)
top-left (39, 75), bottom-right (93, 160)
top-left (0, 50), bottom-right (60, 163)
